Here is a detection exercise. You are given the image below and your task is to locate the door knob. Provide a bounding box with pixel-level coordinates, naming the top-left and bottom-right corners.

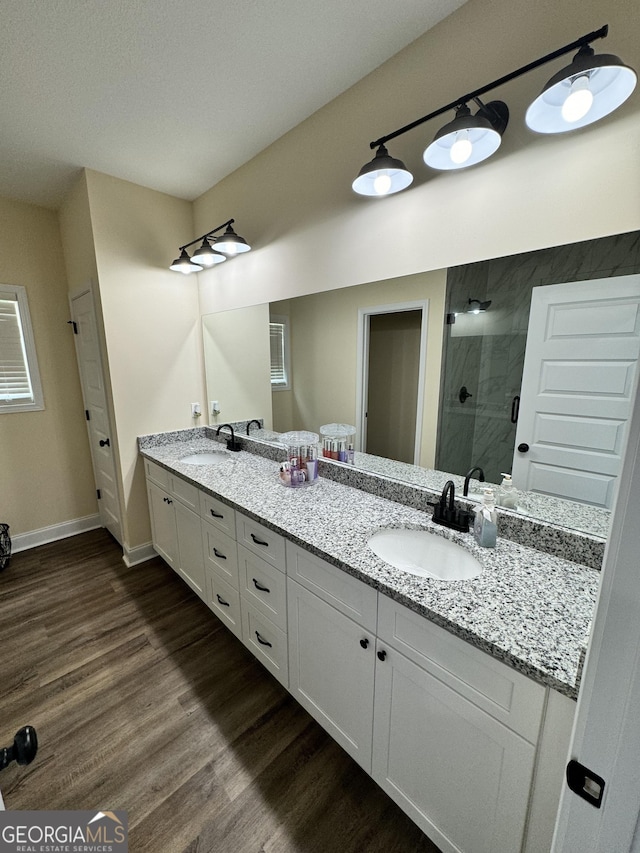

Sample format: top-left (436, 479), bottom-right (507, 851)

top-left (458, 386), bottom-right (473, 404)
top-left (99, 438), bottom-right (110, 447)
top-left (517, 443), bottom-right (530, 453)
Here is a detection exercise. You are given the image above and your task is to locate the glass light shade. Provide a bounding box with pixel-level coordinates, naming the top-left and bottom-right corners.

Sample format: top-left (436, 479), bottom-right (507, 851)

top-left (352, 144), bottom-right (413, 196)
top-left (169, 248), bottom-right (202, 274)
top-left (191, 239), bottom-right (227, 267)
top-left (213, 225), bottom-right (251, 255)
top-left (424, 106), bottom-right (502, 171)
top-left (526, 46), bottom-right (637, 134)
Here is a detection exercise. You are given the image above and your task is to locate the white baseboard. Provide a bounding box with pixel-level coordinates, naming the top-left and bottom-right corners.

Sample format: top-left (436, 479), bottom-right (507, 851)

top-left (11, 514), bottom-right (102, 553)
top-left (122, 542), bottom-right (156, 567)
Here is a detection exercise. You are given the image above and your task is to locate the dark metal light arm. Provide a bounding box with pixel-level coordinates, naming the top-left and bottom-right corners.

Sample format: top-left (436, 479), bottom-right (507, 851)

top-left (370, 25), bottom-right (609, 149)
top-left (178, 218), bottom-right (235, 251)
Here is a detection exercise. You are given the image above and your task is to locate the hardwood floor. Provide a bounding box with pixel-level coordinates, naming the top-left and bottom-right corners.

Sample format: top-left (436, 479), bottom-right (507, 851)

top-left (0, 529), bottom-right (441, 852)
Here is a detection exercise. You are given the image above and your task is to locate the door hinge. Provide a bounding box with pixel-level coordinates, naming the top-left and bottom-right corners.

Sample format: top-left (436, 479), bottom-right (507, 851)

top-left (566, 759), bottom-right (605, 808)
top-left (96, 489), bottom-right (101, 500)
top-left (446, 312), bottom-right (456, 325)
top-left (67, 320), bottom-right (78, 334)
top-left (85, 410), bottom-right (90, 421)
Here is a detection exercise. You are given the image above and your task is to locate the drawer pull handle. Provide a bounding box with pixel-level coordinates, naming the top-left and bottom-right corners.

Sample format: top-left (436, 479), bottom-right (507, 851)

top-left (166, 498), bottom-right (173, 505)
top-left (216, 594), bottom-right (230, 607)
top-left (377, 650), bottom-right (387, 661)
top-left (255, 631), bottom-right (272, 648)
top-left (360, 638), bottom-right (369, 649)
top-left (210, 509), bottom-right (224, 519)
top-left (252, 578), bottom-right (270, 593)
top-left (213, 548), bottom-right (227, 560)
top-left (250, 533), bottom-right (269, 547)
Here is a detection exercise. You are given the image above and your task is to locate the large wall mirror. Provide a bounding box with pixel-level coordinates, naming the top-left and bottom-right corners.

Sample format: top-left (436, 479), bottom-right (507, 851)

top-left (203, 230), bottom-right (640, 538)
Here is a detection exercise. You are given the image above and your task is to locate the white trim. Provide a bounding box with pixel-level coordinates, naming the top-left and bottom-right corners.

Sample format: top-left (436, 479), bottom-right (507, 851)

top-left (122, 542), bottom-right (157, 567)
top-left (355, 300), bottom-right (429, 464)
top-left (11, 514), bottom-right (102, 552)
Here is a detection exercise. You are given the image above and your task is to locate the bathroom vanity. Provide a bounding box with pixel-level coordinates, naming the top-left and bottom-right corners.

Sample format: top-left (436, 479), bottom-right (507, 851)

top-left (139, 430), bottom-right (599, 853)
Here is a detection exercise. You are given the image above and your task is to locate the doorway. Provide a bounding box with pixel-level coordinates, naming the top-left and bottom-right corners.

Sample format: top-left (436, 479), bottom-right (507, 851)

top-left (356, 301), bottom-right (428, 465)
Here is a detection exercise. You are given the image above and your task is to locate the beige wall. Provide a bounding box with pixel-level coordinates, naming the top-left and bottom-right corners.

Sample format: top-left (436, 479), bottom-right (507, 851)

top-left (0, 196), bottom-right (96, 536)
top-left (202, 304), bottom-right (272, 428)
top-left (271, 270), bottom-right (446, 466)
top-left (194, 0), bottom-right (640, 317)
top-left (83, 170), bottom-right (205, 550)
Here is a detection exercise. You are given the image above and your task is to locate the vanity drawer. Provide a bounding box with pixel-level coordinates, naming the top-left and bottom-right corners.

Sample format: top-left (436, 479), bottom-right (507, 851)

top-left (377, 594), bottom-right (545, 742)
top-left (236, 512), bottom-right (286, 572)
top-left (200, 492), bottom-right (237, 538)
top-left (144, 459), bottom-right (170, 490)
top-left (285, 541), bottom-right (377, 633)
top-left (202, 526), bottom-right (239, 588)
top-left (206, 571), bottom-right (242, 640)
top-left (169, 474), bottom-right (200, 511)
top-left (238, 544), bottom-right (287, 630)
top-left (241, 599), bottom-right (288, 689)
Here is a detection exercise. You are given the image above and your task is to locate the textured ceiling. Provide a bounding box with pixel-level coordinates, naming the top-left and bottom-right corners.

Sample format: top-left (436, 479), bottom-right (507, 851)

top-left (0, 0), bottom-right (469, 209)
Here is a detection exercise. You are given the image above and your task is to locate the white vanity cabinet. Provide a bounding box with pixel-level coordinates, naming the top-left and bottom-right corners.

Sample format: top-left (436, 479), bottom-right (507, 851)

top-left (237, 516), bottom-right (289, 688)
top-left (287, 542), bottom-right (378, 772)
top-left (145, 460), bottom-right (205, 600)
top-left (373, 595), bottom-right (545, 853)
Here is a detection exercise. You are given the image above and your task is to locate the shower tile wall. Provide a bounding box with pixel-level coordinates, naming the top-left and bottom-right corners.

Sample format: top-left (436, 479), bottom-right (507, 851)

top-left (436, 230), bottom-right (640, 483)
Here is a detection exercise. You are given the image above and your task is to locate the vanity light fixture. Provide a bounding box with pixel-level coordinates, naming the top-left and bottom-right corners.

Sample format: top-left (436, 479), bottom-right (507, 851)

top-left (170, 219), bottom-right (251, 274)
top-left (353, 24), bottom-right (636, 196)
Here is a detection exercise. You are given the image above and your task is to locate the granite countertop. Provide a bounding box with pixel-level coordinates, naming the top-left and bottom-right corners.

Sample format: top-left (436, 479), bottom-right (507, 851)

top-left (139, 436), bottom-right (600, 699)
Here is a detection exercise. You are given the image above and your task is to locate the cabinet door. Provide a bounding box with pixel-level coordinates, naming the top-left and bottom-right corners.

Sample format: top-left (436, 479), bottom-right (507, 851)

top-left (146, 480), bottom-right (178, 568)
top-left (174, 500), bottom-right (206, 600)
top-left (372, 644), bottom-right (536, 853)
top-left (287, 577), bottom-right (375, 773)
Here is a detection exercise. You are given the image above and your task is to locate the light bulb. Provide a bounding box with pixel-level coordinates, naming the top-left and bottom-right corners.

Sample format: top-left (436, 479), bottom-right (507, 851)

top-left (450, 131), bottom-right (473, 165)
top-left (561, 75), bottom-right (594, 123)
top-left (373, 173), bottom-right (393, 195)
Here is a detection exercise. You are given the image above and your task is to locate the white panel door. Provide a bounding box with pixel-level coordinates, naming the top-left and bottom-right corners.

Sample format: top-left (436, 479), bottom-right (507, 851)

top-left (513, 275), bottom-right (640, 508)
top-left (70, 287), bottom-right (123, 542)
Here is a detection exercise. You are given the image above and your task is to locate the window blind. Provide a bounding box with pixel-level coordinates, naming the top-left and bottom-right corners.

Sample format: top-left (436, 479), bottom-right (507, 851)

top-left (0, 296), bottom-right (34, 402)
top-left (269, 321), bottom-right (288, 386)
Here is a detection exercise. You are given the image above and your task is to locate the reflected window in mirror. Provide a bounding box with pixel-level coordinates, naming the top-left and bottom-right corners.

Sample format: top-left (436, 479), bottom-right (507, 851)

top-left (270, 315), bottom-right (291, 391)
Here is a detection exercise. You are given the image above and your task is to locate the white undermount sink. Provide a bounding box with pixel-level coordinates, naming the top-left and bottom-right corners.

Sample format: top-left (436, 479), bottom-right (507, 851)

top-left (368, 528), bottom-right (482, 581)
top-left (179, 451), bottom-right (229, 465)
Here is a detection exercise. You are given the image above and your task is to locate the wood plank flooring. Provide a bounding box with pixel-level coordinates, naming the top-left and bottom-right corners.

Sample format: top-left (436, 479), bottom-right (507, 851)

top-left (0, 529), bottom-right (441, 852)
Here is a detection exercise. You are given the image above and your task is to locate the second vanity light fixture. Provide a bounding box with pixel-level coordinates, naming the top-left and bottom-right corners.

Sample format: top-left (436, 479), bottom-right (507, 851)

top-left (352, 25), bottom-right (636, 197)
top-left (170, 219), bottom-right (251, 274)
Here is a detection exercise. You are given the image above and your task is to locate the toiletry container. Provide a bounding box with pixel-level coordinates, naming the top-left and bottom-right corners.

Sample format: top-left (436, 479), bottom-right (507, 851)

top-left (319, 423), bottom-right (356, 463)
top-left (497, 473), bottom-right (517, 509)
top-left (279, 431), bottom-right (319, 487)
top-left (474, 488), bottom-right (497, 548)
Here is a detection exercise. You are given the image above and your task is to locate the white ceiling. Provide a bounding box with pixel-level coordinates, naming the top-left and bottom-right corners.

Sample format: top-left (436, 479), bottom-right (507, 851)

top-left (0, 0), bottom-right (469, 209)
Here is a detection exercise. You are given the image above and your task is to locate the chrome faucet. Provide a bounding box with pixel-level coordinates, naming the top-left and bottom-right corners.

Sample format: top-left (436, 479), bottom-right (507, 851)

top-left (216, 423), bottom-right (241, 452)
top-left (463, 466), bottom-right (485, 497)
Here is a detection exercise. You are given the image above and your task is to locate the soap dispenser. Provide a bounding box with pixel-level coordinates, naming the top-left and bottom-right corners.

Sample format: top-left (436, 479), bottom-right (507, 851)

top-left (497, 473), bottom-right (517, 509)
top-left (474, 488), bottom-right (497, 548)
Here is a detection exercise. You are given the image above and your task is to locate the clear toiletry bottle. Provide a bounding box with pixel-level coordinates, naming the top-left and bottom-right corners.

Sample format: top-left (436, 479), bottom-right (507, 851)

top-left (498, 473), bottom-right (517, 509)
top-left (474, 488), bottom-right (497, 548)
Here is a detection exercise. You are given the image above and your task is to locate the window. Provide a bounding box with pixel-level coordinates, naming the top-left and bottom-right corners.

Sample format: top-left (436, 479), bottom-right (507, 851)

top-left (269, 314), bottom-right (291, 391)
top-left (0, 284), bottom-right (44, 413)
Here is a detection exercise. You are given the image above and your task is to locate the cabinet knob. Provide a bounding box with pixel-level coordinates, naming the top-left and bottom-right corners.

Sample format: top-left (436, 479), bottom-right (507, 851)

top-left (99, 438), bottom-right (110, 447)
top-left (377, 650), bottom-right (387, 661)
top-left (517, 442), bottom-right (530, 453)
top-left (360, 638), bottom-right (369, 649)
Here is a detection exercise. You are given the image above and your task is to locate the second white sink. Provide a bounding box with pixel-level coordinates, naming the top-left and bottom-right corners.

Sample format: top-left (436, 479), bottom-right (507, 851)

top-left (368, 528), bottom-right (482, 581)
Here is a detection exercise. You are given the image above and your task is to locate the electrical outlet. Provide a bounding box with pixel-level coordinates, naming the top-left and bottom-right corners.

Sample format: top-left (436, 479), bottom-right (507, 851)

top-left (191, 402), bottom-right (202, 418)
top-left (210, 400), bottom-right (221, 415)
